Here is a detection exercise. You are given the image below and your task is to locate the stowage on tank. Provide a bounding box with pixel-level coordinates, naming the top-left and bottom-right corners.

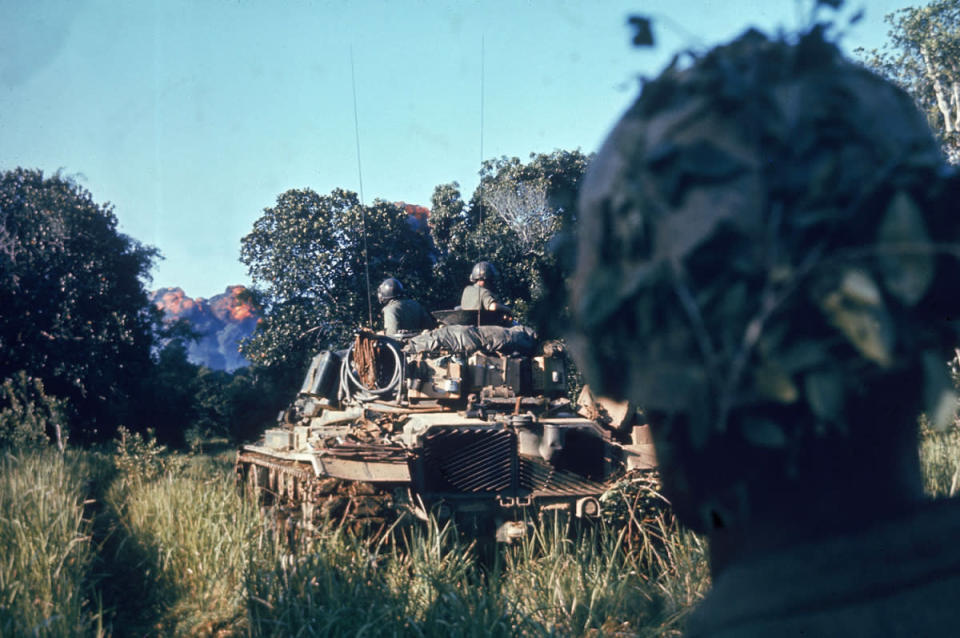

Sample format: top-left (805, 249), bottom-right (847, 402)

top-left (236, 310), bottom-right (661, 542)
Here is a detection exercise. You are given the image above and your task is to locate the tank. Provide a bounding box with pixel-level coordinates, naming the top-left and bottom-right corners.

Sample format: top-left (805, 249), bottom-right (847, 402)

top-left (236, 311), bottom-right (660, 542)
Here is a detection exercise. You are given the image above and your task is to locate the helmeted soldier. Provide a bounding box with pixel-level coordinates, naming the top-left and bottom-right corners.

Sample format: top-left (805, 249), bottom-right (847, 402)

top-left (377, 277), bottom-right (434, 336)
top-left (460, 261), bottom-right (510, 314)
top-left (569, 26), bottom-right (960, 637)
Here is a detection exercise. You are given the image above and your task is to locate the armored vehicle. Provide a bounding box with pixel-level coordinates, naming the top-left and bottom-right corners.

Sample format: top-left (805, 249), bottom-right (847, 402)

top-left (236, 311), bottom-right (659, 541)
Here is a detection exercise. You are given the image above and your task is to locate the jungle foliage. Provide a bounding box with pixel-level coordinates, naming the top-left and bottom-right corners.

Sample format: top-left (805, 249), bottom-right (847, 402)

top-left (239, 149), bottom-right (591, 380)
top-left (0, 151), bottom-right (589, 447)
top-left (0, 169), bottom-right (158, 442)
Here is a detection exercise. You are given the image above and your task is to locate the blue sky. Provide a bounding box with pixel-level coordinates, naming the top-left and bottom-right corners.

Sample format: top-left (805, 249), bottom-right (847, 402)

top-left (2, 0), bottom-right (913, 298)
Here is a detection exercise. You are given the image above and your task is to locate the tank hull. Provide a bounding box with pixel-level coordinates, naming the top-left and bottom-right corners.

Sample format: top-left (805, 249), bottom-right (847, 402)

top-left (236, 328), bottom-right (661, 541)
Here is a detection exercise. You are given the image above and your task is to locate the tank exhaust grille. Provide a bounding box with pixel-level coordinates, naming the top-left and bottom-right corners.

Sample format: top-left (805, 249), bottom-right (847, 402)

top-left (519, 457), bottom-right (606, 496)
top-left (422, 428), bottom-right (515, 493)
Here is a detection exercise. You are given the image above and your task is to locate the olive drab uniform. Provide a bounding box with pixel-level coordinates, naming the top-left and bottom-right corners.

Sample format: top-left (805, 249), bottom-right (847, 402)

top-left (459, 284), bottom-right (500, 312)
top-left (461, 261), bottom-right (506, 313)
top-left (382, 298), bottom-right (434, 336)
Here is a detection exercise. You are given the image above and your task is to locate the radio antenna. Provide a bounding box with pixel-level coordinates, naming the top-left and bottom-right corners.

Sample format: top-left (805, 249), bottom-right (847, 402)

top-left (350, 46), bottom-right (374, 327)
top-left (478, 35), bottom-right (485, 229)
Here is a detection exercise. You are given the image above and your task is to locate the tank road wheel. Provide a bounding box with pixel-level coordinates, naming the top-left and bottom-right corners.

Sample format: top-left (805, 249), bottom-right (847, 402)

top-left (237, 456), bottom-right (269, 506)
top-left (306, 479), bottom-right (398, 542)
top-left (236, 451), bottom-right (402, 546)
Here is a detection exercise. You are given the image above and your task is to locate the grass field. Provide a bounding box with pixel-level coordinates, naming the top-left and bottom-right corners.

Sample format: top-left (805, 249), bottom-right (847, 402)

top-left (1, 422), bottom-right (957, 637)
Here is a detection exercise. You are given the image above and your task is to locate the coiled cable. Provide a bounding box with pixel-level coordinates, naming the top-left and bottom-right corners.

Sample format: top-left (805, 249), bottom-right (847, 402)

top-left (339, 336), bottom-right (405, 403)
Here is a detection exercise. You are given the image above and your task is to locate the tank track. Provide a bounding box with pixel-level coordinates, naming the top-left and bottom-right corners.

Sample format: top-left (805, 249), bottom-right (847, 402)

top-left (236, 450), bottom-right (400, 541)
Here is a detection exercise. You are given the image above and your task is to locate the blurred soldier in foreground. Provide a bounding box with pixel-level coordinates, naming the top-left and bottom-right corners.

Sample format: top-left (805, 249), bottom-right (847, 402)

top-left (377, 277), bottom-right (434, 336)
top-left (460, 261), bottom-right (510, 315)
top-left (570, 27), bottom-right (960, 637)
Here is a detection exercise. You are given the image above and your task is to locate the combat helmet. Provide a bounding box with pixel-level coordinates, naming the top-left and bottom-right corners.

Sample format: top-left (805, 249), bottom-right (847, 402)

top-left (377, 277), bottom-right (403, 305)
top-left (569, 27), bottom-right (960, 533)
top-left (469, 261), bottom-right (498, 284)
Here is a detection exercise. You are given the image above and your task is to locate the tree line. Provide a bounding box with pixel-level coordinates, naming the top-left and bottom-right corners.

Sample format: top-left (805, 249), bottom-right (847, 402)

top-left (0, 150), bottom-right (589, 447)
top-left (238, 150), bottom-right (590, 377)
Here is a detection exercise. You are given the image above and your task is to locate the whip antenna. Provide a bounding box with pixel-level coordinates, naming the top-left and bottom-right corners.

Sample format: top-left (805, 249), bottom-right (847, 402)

top-left (478, 35), bottom-right (485, 229)
top-left (350, 46), bottom-right (374, 327)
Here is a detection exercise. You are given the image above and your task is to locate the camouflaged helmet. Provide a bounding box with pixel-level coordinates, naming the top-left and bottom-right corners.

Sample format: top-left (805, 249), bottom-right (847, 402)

top-left (377, 277), bottom-right (403, 305)
top-left (570, 28), bottom-right (960, 533)
top-left (469, 261), bottom-right (498, 284)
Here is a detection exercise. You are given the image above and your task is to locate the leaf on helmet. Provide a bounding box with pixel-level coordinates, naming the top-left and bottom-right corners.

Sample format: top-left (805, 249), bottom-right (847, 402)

top-left (739, 417), bottom-right (788, 448)
top-left (791, 206), bottom-right (841, 230)
top-left (814, 269), bottom-right (894, 367)
top-left (838, 268), bottom-right (882, 306)
top-left (877, 190), bottom-right (933, 307)
top-left (628, 15), bottom-right (655, 47)
top-left (778, 339), bottom-right (832, 375)
top-left (655, 178), bottom-right (753, 264)
top-left (804, 369), bottom-right (844, 424)
top-left (752, 360), bottom-right (799, 403)
top-left (648, 140), bottom-right (748, 206)
top-left (614, 261), bottom-right (660, 310)
top-left (641, 98), bottom-right (710, 158)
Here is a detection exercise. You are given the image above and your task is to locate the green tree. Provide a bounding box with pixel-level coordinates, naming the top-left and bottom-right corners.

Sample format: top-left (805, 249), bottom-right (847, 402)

top-left (138, 340), bottom-right (199, 447)
top-left (428, 149), bottom-right (591, 329)
top-left (425, 182), bottom-right (475, 310)
top-left (192, 366), bottom-right (285, 442)
top-left (0, 169), bottom-right (158, 441)
top-left (0, 371), bottom-right (69, 450)
top-left (135, 334), bottom-right (287, 447)
top-left (858, 0), bottom-right (960, 162)
top-left (240, 188), bottom-right (434, 373)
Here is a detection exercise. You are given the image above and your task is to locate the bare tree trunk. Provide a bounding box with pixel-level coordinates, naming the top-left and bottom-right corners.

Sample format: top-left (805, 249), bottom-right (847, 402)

top-left (923, 44), bottom-right (955, 133)
top-left (483, 180), bottom-right (552, 252)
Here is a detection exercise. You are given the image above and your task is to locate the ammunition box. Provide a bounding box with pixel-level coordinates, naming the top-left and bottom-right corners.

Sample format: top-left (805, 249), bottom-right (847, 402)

top-left (466, 353), bottom-right (528, 395)
top-left (264, 428), bottom-right (293, 450)
top-left (532, 355), bottom-right (566, 394)
top-left (406, 355), bottom-right (463, 400)
top-left (293, 425), bottom-right (311, 449)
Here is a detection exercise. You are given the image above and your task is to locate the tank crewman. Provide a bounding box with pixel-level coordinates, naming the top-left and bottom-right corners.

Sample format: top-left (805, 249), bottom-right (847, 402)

top-left (460, 261), bottom-right (511, 315)
top-left (569, 27), bottom-right (960, 637)
top-left (377, 277), bottom-right (435, 336)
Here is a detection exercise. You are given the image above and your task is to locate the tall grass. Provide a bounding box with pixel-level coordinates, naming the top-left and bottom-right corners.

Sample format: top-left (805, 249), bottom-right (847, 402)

top-left (244, 509), bottom-right (707, 637)
top-left (0, 450), bottom-right (104, 637)
top-left (6, 416), bottom-right (960, 637)
top-left (104, 456), bottom-right (259, 635)
top-left (0, 439), bottom-right (711, 637)
top-left (496, 513), bottom-right (707, 637)
top-left (246, 516), bottom-right (518, 637)
top-left (919, 423), bottom-right (960, 497)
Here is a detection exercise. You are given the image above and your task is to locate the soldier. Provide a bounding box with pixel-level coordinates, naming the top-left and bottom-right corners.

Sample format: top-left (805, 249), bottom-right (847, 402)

top-left (569, 27), bottom-right (960, 636)
top-left (377, 277), bottom-right (434, 336)
top-left (460, 261), bottom-right (510, 314)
